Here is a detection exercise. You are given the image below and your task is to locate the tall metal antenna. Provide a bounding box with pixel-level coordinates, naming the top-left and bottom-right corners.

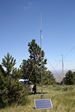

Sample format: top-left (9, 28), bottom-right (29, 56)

top-left (40, 14), bottom-right (43, 48)
top-left (40, 15), bottom-right (43, 98)
top-left (61, 55), bottom-right (64, 84)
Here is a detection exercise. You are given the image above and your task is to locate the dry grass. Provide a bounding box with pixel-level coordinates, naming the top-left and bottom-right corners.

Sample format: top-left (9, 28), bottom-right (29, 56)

top-left (1, 85), bottom-right (75, 112)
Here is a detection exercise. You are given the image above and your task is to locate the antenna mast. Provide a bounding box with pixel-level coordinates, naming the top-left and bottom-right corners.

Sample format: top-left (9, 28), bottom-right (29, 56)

top-left (40, 15), bottom-right (43, 98)
top-left (61, 55), bottom-right (64, 84)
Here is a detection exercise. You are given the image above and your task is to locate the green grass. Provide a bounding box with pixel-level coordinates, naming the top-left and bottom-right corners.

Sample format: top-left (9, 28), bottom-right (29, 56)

top-left (1, 85), bottom-right (75, 112)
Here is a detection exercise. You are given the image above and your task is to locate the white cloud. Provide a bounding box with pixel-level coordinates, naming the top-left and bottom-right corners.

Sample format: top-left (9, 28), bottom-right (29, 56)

top-left (24, 1), bottom-right (32, 10)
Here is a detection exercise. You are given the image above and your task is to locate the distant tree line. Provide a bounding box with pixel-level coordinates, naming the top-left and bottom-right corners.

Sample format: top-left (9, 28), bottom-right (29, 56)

top-left (61, 70), bottom-right (75, 85)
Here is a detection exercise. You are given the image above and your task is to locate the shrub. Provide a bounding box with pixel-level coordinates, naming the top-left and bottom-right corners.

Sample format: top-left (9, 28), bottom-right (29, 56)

top-left (0, 72), bottom-right (28, 108)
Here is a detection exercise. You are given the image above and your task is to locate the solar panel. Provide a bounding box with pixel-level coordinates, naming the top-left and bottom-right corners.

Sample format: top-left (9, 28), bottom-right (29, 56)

top-left (34, 99), bottom-right (53, 109)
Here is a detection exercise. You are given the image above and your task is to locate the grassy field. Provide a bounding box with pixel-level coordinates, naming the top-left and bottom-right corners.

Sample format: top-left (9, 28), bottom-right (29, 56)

top-left (1, 85), bottom-right (75, 112)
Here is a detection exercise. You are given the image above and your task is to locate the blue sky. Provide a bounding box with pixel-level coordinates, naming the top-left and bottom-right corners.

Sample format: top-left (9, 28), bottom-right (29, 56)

top-left (0, 0), bottom-right (75, 74)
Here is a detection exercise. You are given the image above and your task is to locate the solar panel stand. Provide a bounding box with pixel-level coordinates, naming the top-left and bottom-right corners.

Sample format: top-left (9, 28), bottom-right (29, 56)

top-left (41, 94), bottom-right (44, 99)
